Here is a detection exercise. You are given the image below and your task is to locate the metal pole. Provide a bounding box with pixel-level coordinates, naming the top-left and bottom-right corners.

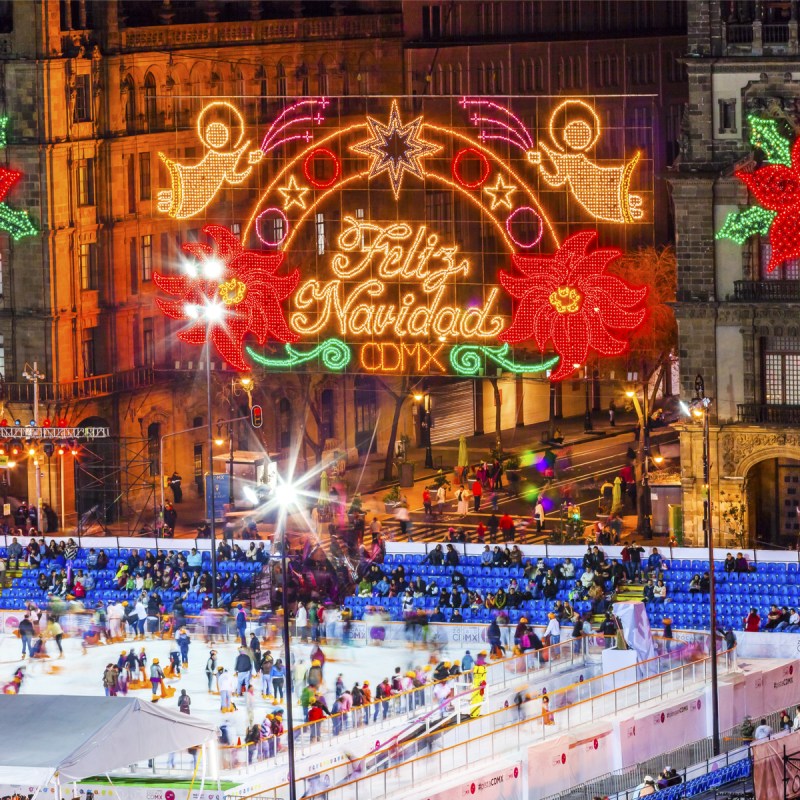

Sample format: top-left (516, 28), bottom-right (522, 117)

top-left (280, 513), bottom-right (298, 800)
top-left (583, 368), bottom-right (592, 432)
top-left (59, 453), bottom-right (65, 530)
top-left (206, 351), bottom-right (218, 607)
top-left (228, 421), bottom-right (235, 511)
top-left (696, 374), bottom-right (720, 755)
top-left (32, 363), bottom-right (43, 532)
top-left (642, 384), bottom-right (653, 540)
top-left (159, 434), bottom-right (165, 519)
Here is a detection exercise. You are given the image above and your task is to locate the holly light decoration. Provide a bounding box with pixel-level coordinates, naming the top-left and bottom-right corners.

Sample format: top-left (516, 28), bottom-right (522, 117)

top-left (0, 116), bottom-right (38, 241)
top-left (498, 231), bottom-right (648, 381)
top-left (154, 225), bottom-right (299, 371)
top-left (717, 115), bottom-right (800, 270)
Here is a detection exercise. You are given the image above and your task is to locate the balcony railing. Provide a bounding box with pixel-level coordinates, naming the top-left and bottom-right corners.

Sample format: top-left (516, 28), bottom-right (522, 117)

top-left (1, 367), bottom-right (154, 404)
top-left (120, 14), bottom-right (403, 51)
top-left (726, 22), bottom-right (755, 43)
top-left (737, 403), bottom-right (800, 425)
top-left (733, 280), bottom-right (800, 302)
top-left (764, 22), bottom-right (790, 43)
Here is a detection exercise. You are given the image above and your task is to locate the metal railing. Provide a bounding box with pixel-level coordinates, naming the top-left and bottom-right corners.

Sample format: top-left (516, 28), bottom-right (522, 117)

top-left (737, 403), bottom-right (800, 425)
top-left (763, 22), bottom-right (790, 43)
top-left (225, 637), bottom-right (728, 800)
top-left (733, 279), bottom-right (800, 302)
top-left (1, 367), bottom-right (154, 404)
top-left (725, 22), bottom-right (755, 43)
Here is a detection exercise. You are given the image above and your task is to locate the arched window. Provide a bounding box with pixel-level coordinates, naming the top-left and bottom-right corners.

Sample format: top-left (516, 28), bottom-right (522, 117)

top-left (278, 397), bottom-right (291, 449)
top-left (143, 73), bottom-right (157, 131)
top-left (233, 68), bottom-right (245, 99)
top-left (123, 75), bottom-right (136, 134)
top-left (297, 63), bottom-right (309, 96)
top-left (276, 62), bottom-right (287, 99)
top-left (210, 71), bottom-right (221, 95)
top-left (317, 60), bottom-right (329, 96)
top-left (256, 66), bottom-right (268, 121)
top-left (533, 57), bottom-right (543, 91)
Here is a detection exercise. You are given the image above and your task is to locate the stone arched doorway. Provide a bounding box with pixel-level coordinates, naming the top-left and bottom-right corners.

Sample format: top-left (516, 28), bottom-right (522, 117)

top-left (739, 446), bottom-right (800, 549)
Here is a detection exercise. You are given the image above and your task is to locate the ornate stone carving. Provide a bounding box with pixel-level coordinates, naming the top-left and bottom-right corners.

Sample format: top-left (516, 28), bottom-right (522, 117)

top-left (720, 429), bottom-right (800, 475)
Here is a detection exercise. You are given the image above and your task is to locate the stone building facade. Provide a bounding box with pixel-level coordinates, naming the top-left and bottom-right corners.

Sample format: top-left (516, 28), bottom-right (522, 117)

top-left (672, 0), bottom-right (800, 547)
top-left (0, 0), bottom-right (686, 529)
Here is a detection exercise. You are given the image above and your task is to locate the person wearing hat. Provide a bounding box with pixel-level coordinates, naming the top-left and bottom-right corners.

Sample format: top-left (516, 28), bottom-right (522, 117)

top-left (205, 650), bottom-right (218, 692)
top-left (637, 776), bottom-right (656, 797)
top-left (544, 612), bottom-right (561, 649)
top-left (149, 657), bottom-right (166, 702)
top-left (307, 659), bottom-right (323, 688)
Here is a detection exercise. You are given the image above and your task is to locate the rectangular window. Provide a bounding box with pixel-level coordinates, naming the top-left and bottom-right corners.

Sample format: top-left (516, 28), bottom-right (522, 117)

top-left (77, 158), bottom-right (95, 206)
top-left (718, 99), bottom-right (737, 134)
top-left (73, 74), bottom-right (92, 123)
top-left (193, 443), bottom-right (203, 483)
top-left (316, 212), bottom-right (326, 256)
top-left (760, 241), bottom-right (800, 280)
top-left (129, 237), bottom-right (138, 294)
top-left (0, 334), bottom-right (5, 380)
top-left (79, 242), bottom-right (98, 291)
top-left (160, 232), bottom-right (170, 271)
top-left (143, 317), bottom-right (155, 366)
top-left (764, 339), bottom-right (800, 405)
top-left (139, 152), bottom-right (151, 200)
top-left (126, 155), bottom-right (136, 214)
top-left (425, 191), bottom-right (452, 235)
top-left (81, 327), bottom-right (96, 377)
top-left (140, 234), bottom-right (153, 281)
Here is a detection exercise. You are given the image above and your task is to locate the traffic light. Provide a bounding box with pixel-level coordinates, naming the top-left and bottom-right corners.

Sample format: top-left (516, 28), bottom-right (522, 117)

top-left (9, 439), bottom-right (21, 456)
top-left (251, 404), bottom-right (263, 428)
top-left (43, 441), bottom-right (54, 457)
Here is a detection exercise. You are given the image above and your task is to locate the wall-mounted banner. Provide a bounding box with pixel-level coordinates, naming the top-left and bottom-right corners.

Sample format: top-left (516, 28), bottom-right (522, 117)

top-left (154, 96), bottom-right (654, 380)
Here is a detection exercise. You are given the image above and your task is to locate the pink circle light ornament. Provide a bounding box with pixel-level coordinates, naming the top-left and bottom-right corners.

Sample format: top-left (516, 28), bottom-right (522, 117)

top-left (255, 207), bottom-right (289, 247)
top-left (505, 206), bottom-right (543, 249)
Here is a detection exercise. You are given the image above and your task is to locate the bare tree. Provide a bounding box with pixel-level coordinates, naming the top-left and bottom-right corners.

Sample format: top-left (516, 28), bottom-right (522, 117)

top-left (377, 375), bottom-right (411, 483)
top-left (488, 376), bottom-right (503, 454)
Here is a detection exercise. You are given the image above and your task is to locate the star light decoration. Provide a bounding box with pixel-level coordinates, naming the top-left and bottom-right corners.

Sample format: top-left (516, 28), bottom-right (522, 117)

top-left (717, 115), bottom-right (800, 270)
top-left (484, 174), bottom-right (517, 210)
top-left (154, 225), bottom-right (299, 371)
top-left (278, 174), bottom-right (310, 211)
top-left (498, 231), bottom-right (648, 381)
top-left (351, 99), bottom-right (441, 198)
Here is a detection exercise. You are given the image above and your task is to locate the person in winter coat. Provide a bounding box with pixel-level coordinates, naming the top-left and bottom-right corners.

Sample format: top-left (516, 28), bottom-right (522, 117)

top-left (218, 668), bottom-right (235, 712)
top-left (205, 650), bottom-right (218, 692)
top-left (176, 628), bottom-right (191, 667)
top-left (150, 658), bottom-right (167, 702)
top-left (178, 689), bottom-right (191, 714)
top-left (271, 658), bottom-right (286, 701)
top-left (259, 650), bottom-right (274, 696)
top-left (234, 647), bottom-right (253, 695)
top-left (307, 659), bottom-right (323, 688)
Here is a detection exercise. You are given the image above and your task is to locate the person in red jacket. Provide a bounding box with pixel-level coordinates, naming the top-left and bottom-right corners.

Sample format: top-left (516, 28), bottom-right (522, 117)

top-left (472, 479), bottom-right (483, 512)
top-left (307, 700), bottom-right (327, 743)
top-left (744, 608), bottom-right (761, 632)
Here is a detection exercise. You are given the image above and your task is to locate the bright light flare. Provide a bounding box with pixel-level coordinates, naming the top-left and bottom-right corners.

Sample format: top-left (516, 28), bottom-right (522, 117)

top-left (202, 257), bottom-right (225, 281)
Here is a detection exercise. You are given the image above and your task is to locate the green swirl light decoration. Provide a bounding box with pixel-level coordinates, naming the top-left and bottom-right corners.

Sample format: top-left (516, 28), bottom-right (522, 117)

top-left (449, 343), bottom-right (559, 376)
top-left (247, 338), bottom-right (352, 371)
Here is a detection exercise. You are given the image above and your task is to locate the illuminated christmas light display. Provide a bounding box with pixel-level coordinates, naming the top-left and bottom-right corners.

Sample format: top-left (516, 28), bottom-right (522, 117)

top-left (155, 97), bottom-right (651, 379)
top-left (278, 174), bottom-right (310, 210)
top-left (498, 231), bottom-right (648, 381)
top-left (717, 116), bottom-right (800, 271)
top-left (154, 224), bottom-right (299, 371)
top-left (351, 99), bottom-right (441, 199)
top-left (0, 116), bottom-right (38, 241)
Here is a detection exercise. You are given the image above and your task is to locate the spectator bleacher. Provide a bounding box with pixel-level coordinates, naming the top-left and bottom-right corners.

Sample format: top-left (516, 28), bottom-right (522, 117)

top-left (348, 549), bottom-right (792, 632)
top-left (0, 546), bottom-right (259, 614)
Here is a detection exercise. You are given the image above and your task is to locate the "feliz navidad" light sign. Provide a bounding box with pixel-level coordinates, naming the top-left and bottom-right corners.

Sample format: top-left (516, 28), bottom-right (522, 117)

top-left (155, 97), bottom-right (651, 381)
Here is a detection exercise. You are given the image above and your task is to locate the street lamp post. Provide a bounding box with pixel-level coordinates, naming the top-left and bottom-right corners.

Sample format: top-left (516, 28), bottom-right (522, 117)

top-left (626, 388), bottom-right (654, 540)
top-left (205, 346), bottom-right (218, 608)
top-left (22, 362), bottom-right (45, 529)
top-left (280, 516), bottom-right (298, 800)
top-left (575, 364), bottom-right (593, 432)
top-left (694, 374), bottom-right (720, 755)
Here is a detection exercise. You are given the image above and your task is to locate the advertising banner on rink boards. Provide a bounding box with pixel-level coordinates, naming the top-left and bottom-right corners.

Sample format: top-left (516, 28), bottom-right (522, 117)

top-left (420, 761), bottom-right (523, 800)
top-left (527, 735), bottom-right (572, 798)
top-left (614, 712), bottom-right (653, 770)
top-left (761, 659), bottom-right (800, 714)
top-left (567, 723), bottom-right (616, 786)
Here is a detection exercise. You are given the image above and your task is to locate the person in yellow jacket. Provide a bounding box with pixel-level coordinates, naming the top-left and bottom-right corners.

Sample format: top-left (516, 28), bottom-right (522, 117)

top-left (470, 651), bottom-right (488, 718)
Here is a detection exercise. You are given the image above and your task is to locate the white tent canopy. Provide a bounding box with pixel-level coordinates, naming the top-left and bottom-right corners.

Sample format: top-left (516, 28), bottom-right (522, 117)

top-left (0, 695), bottom-right (215, 784)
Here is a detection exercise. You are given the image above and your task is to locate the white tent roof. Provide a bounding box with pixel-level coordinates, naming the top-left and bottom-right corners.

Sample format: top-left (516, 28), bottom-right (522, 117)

top-left (0, 695), bottom-right (215, 783)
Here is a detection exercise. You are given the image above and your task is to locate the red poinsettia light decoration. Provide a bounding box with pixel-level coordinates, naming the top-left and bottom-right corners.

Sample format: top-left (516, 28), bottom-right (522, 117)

top-left (499, 231), bottom-right (648, 381)
top-left (735, 137), bottom-right (800, 271)
top-left (154, 224), bottom-right (299, 371)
